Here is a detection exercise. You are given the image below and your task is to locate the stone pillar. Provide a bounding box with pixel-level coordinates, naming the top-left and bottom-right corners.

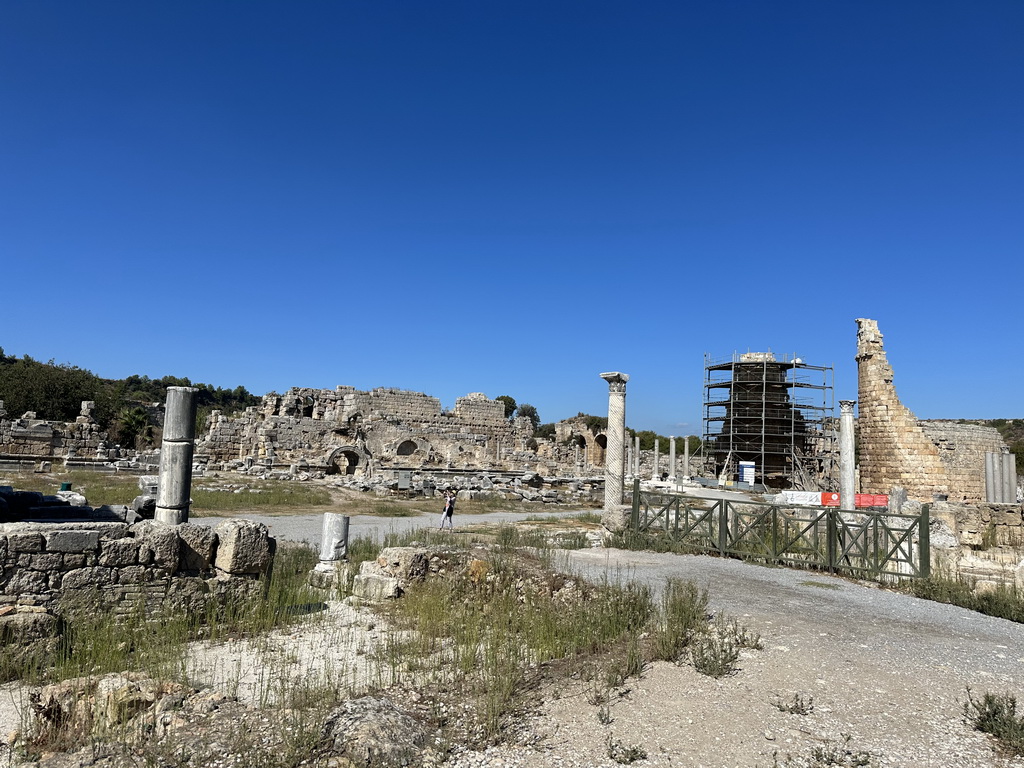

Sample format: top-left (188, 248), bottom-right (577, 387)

top-left (318, 512), bottom-right (350, 562)
top-left (600, 372), bottom-right (629, 529)
top-left (634, 435), bottom-right (641, 477)
top-left (668, 436), bottom-right (676, 482)
top-left (652, 439), bottom-right (660, 480)
top-left (155, 387), bottom-right (198, 525)
top-left (626, 441), bottom-right (634, 479)
top-left (683, 437), bottom-right (690, 481)
top-left (985, 452), bottom-right (997, 503)
top-left (839, 400), bottom-right (857, 510)
top-left (1003, 453), bottom-right (1018, 503)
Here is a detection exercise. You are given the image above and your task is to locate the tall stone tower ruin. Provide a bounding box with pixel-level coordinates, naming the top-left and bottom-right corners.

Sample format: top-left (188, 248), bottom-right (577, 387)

top-left (854, 318), bottom-right (1010, 502)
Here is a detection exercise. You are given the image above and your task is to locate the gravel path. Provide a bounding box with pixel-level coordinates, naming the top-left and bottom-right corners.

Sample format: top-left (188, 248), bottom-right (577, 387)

top-left (445, 549), bottom-right (1024, 768)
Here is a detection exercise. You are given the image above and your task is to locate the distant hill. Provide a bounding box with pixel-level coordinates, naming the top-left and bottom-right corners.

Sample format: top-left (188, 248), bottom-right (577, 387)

top-left (0, 348), bottom-right (259, 448)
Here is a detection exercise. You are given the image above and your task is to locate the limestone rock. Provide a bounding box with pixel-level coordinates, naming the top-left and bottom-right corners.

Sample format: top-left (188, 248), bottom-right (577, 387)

top-left (351, 573), bottom-right (401, 602)
top-left (321, 696), bottom-right (428, 767)
top-left (131, 520), bottom-right (181, 573)
top-left (178, 524), bottom-right (217, 573)
top-left (214, 519), bottom-right (272, 575)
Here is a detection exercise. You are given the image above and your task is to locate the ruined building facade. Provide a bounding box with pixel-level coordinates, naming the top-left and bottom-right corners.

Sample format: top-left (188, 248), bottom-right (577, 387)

top-left (855, 319), bottom-right (1007, 502)
top-left (196, 386), bottom-right (536, 475)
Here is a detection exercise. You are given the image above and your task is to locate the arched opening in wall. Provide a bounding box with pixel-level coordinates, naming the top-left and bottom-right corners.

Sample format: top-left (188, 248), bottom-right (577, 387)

top-left (302, 397), bottom-right (315, 418)
top-left (571, 435), bottom-right (587, 449)
top-left (327, 449), bottom-right (362, 475)
top-left (396, 440), bottom-right (417, 456)
top-left (594, 434), bottom-right (608, 466)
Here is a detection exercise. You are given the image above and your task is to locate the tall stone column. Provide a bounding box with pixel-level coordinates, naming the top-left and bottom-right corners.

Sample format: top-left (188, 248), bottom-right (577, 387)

top-left (155, 387), bottom-right (198, 525)
top-left (839, 400), bottom-right (857, 510)
top-left (600, 372), bottom-right (629, 530)
top-left (668, 436), bottom-right (676, 483)
top-left (626, 441), bottom-right (634, 479)
top-left (634, 435), bottom-right (641, 477)
top-left (683, 436), bottom-right (690, 481)
top-left (652, 439), bottom-right (660, 480)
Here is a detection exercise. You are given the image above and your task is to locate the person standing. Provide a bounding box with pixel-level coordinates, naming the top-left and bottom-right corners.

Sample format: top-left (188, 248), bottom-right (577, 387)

top-left (439, 488), bottom-right (455, 530)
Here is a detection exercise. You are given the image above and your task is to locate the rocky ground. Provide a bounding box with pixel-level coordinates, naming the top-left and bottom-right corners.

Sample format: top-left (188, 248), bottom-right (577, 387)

top-left (3, 516), bottom-right (1024, 768)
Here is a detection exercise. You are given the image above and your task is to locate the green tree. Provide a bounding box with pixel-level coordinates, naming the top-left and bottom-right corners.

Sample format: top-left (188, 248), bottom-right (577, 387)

top-left (535, 422), bottom-right (556, 439)
top-left (516, 403), bottom-right (540, 430)
top-left (495, 395), bottom-right (517, 419)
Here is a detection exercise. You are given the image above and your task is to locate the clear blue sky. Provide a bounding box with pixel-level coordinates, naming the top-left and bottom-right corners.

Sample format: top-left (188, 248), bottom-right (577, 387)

top-left (2, 1), bottom-right (1021, 436)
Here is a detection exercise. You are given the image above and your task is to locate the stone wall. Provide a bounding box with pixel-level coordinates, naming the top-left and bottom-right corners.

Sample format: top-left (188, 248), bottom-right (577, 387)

top-left (0, 400), bottom-right (109, 464)
top-left (919, 421), bottom-right (1008, 503)
top-left (855, 319), bottom-right (1007, 502)
top-left (197, 386), bottom-right (533, 475)
top-left (929, 501), bottom-right (1024, 589)
top-left (0, 518), bottom-right (273, 627)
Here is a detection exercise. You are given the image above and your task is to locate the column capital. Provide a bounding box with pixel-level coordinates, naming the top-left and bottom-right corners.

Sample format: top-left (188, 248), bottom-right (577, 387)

top-left (839, 400), bottom-right (857, 413)
top-left (600, 371), bottom-right (629, 393)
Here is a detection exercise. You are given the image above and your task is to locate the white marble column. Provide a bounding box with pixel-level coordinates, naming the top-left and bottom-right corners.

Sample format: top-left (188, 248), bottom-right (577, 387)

top-left (668, 436), bottom-right (676, 483)
top-left (634, 435), bottom-right (641, 477)
top-left (652, 439), bottom-right (660, 480)
top-left (683, 436), bottom-right (690, 481)
top-left (600, 372), bottom-right (629, 529)
top-left (839, 400), bottom-right (857, 510)
top-left (155, 387), bottom-right (198, 525)
top-left (626, 441), bottom-right (634, 479)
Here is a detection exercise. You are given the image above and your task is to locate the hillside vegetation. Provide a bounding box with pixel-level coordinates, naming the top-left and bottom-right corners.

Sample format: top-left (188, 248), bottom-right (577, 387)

top-left (0, 349), bottom-right (259, 448)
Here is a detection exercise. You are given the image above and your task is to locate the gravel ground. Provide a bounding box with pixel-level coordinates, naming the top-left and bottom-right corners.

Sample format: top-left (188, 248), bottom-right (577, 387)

top-left (443, 548), bottom-right (1024, 768)
top-left (4, 504), bottom-right (1024, 767)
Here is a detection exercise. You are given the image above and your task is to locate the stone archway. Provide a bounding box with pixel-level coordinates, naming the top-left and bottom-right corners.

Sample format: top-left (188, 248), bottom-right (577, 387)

top-left (396, 440), bottom-right (418, 456)
top-left (593, 434), bottom-right (608, 467)
top-left (325, 445), bottom-right (367, 476)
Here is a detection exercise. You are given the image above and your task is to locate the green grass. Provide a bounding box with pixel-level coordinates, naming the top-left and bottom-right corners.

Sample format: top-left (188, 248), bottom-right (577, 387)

top-left (191, 481), bottom-right (331, 512)
top-left (0, 470), bottom-right (140, 506)
top-left (361, 502), bottom-right (424, 517)
top-left (908, 575), bottom-right (1024, 624)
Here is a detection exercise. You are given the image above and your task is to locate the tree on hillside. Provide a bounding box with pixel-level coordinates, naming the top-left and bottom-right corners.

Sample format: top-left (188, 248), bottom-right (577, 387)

top-left (495, 395), bottom-right (517, 419)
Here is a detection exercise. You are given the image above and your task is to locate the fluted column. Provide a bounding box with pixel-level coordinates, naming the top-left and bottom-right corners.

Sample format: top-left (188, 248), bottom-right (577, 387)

top-left (155, 387), bottom-right (198, 525)
top-left (600, 372), bottom-right (629, 530)
top-left (839, 400), bottom-right (857, 510)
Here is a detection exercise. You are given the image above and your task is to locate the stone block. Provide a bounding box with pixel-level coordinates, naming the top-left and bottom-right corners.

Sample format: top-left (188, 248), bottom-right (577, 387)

top-left (44, 530), bottom-right (100, 553)
top-left (351, 573), bottom-right (401, 602)
top-left (116, 566), bottom-right (152, 585)
top-left (7, 533), bottom-right (43, 553)
top-left (61, 567), bottom-right (113, 589)
top-left (131, 521), bottom-right (181, 573)
top-left (373, 547), bottom-right (429, 584)
top-left (98, 539), bottom-right (139, 568)
top-left (29, 553), bottom-right (63, 570)
top-left (178, 524), bottom-right (217, 573)
top-left (2, 569), bottom-right (49, 594)
top-left (214, 519), bottom-right (272, 575)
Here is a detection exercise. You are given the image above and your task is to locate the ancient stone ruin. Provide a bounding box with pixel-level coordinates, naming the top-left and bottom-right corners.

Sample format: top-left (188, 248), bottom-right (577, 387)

top-left (855, 318), bottom-right (1009, 503)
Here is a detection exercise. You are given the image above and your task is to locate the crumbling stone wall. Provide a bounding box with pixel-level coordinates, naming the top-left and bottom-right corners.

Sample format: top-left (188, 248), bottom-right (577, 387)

top-left (197, 386), bottom-right (532, 474)
top-left (0, 518), bottom-right (273, 645)
top-left (0, 401), bottom-right (108, 464)
top-left (855, 319), bottom-right (1006, 502)
top-left (918, 421), bottom-right (1008, 503)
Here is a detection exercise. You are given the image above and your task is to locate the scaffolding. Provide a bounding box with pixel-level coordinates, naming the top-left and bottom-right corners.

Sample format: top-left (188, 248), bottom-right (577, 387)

top-left (702, 351), bottom-right (837, 490)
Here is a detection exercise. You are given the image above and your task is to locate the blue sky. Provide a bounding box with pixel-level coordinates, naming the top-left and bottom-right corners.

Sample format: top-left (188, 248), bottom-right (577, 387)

top-left (2, 1), bottom-right (1022, 436)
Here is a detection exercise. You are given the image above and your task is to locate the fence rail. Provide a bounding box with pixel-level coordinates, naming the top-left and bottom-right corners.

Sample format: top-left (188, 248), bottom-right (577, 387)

top-left (629, 480), bottom-right (930, 580)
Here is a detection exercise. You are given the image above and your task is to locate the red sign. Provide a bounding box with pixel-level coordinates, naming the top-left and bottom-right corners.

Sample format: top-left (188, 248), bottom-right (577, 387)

top-left (821, 493), bottom-right (890, 508)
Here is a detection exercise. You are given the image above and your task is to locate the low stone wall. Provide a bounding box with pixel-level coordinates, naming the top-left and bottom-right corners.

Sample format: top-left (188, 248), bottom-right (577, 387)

top-left (0, 518), bottom-right (275, 646)
top-left (929, 501), bottom-right (1024, 589)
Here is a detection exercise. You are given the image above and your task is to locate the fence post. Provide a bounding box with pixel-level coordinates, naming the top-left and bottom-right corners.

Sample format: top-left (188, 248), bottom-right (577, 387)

top-left (630, 478), bottom-right (641, 531)
top-left (718, 500), bottom-right (729, 555)
top-left (919, 504), bottom-right (931, 579)
top-left (826, 510), bottom-right (838, 573)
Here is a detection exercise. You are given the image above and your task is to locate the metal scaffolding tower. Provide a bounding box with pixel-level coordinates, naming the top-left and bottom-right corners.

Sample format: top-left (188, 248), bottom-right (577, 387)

top-left (702, 352), bottom-right (837, 490)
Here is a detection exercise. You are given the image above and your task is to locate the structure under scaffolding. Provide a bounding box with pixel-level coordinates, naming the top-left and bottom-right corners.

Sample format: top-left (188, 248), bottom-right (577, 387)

top-left (702, 352), bottom-right (837, 490)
